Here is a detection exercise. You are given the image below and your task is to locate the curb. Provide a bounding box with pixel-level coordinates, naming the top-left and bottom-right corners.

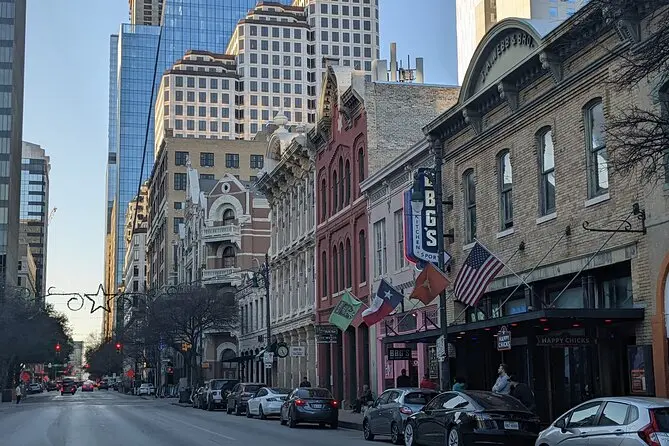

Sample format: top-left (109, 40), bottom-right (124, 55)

top-left (170, 402), bottom-right (191, 407)
top-left (338, 420), bottom-right (363, 431)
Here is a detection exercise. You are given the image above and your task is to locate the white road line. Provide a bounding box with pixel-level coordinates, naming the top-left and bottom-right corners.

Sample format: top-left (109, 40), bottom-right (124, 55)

top-left (156, 414), bottom-right (237, 441)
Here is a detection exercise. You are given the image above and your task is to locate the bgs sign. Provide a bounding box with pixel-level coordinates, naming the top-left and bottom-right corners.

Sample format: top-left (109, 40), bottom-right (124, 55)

top-left (404, 168), bottom-right (452, 267)
top-left (387, 347), bottom-right (412, 361)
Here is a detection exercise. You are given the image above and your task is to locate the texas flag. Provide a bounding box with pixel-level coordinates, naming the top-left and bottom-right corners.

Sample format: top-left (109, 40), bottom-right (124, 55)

top-left (362, 279), bottom-right (404, 326)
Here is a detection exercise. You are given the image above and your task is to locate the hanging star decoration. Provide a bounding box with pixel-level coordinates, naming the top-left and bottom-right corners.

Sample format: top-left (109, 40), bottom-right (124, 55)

top-left (420, 278), bottom-right (433, 294)
top-left (84, 284), bottom-right (115, 314)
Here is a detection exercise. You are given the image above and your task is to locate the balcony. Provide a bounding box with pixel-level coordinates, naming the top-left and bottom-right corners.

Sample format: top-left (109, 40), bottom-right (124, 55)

top-left (202, 225), bottom-right (241, 244)
top-left (202, 267), bottom-right (242, 285)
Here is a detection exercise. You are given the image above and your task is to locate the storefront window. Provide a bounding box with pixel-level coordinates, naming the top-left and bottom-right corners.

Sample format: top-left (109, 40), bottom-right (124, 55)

top-left (398, 313), bottom-right (417, 332)
top-left (549, 287), bottom-right (584, 309)
top-left (598, 277), bottom-right (633, 308)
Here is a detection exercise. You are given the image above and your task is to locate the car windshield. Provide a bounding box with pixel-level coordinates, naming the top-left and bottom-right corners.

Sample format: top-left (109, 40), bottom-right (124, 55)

top-left (244, 385), bottom-right (262, 393)
top-left (404, 391), bottom-right (437, 405)
top-left (652, 409), bottom-right (669, 431)
top-left (210, 380), bottom-right (231, 390)
top-left (270, 388), bottom-right (291, 395)
top-left (466, 391), bottom-right (530, 412)
top-left (299, 388), bottom-right (332, 399)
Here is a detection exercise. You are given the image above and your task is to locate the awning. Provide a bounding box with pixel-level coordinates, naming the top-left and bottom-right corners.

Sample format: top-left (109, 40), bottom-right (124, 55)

top-left (382, 328), bottom-right (441, 345)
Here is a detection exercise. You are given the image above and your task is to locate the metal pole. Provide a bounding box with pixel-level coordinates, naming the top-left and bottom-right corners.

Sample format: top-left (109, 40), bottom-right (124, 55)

top-left (264, 252), bottom-right (272, 386)
top-left (432, 136), bottom-right (452, 391)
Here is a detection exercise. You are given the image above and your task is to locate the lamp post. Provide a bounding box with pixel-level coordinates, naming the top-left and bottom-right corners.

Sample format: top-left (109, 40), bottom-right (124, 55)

top-left (410, 136), bottom-right (451, 390)
top-left (253, 253), bottom-right (272, 386)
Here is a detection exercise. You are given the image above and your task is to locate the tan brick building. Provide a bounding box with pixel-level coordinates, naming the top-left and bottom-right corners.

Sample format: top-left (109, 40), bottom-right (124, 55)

top-left (146, 133), bottom-right (266, 289)
top-left (416, 6), bottom-right (669, 422)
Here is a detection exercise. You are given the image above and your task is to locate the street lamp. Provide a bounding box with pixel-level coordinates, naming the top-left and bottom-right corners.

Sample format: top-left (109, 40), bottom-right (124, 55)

top-left (410, 136), bottom-right (452, 391)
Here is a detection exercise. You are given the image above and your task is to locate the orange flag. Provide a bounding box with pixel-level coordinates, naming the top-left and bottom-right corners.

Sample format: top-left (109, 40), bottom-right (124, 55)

top-left (409, 263), bottom-right (450, 305)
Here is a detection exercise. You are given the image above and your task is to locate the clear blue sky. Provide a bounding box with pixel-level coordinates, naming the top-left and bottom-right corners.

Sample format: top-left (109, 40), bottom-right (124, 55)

top-left (23, 0), bottom-right (456, 342)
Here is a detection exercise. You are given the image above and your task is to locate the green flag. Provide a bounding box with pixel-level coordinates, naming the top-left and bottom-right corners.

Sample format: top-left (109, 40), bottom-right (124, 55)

top-left (328, 291), bottom-right (363, 331)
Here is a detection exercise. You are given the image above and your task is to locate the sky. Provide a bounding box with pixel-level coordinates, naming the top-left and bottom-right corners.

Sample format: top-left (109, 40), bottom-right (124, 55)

top-left (22, 0), bottom-right (457, 343)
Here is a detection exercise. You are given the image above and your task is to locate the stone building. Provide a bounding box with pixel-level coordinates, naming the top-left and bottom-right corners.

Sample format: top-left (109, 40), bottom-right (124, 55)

top-left (417, 5), bottom-right (669, 422)
top-left (256, 115), bottom-right (317, 388)
top-left (313, 65), bottom-right (459, 404)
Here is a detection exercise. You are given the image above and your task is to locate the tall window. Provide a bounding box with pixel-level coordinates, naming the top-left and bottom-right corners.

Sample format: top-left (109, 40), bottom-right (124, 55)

top-left (321, 252), bottom-right (328, 297)
top-left (321, 179), bottom-right (327, 221)
top-left (225, 153), bottom-right (240, 168)
top-left (345, 238), bottom-right (352, 288)
top-left (373, 219), bottom-right (387, 278)
top-left (463, 170), bottom-right (477, 243)
top-left (498, 151), bottom-right (513, 229)
top-left (585, 100), bottom-right (609, 197)
top-left (539, 128), bottom-right (556, 215)
top-left (394, 209), bottom-right (406, 270)
top-left (358, 147), bottom-right (365, 183)
top-left (338, 158), bottom-right (344, 209)
top-left (333, 246), bottom-right (339, 292)
top-left (250, 154), bottom-right (264, 169)
top-left (222, 246), bottom-right (236, 268)
top-left (339, 241), bottom-right (345, 291)
top-left (345, 160), bottom-right (351, 205)
top-left (222, 209), bottom-right (235, 226)
top-left (200, 152), bottom-right (214, 167)
top-left (333, 171), bottom-right (339, 213)
top-left (359, 230), bottom-right (367, 283)
top-left (174, 173), bottom-right (187, 190)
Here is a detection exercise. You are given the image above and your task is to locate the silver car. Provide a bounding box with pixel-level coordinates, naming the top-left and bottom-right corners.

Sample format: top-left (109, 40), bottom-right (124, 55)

top-left (363, 388), bottom-right (438, 444)
top-left (536, 396), bottom-right (669, 445)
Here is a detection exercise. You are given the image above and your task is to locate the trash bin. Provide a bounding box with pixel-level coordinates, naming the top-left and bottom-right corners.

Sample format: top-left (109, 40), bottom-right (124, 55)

top-left (1, 389), bottom-right (13, 402)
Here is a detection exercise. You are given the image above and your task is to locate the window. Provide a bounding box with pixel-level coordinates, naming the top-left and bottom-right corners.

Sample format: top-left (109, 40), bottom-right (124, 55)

top-left (339, 241), bottom-right (345, 291)
top-left (332, 171), bottom-right (338, 213)
top-left (344, 161), bottom-right (351, 204)
top-left (133, 265), bottom-right (139, 277)
top-left (222, 246), bottom-right (236, 268)
top-left (359, 230), bottom-right (367, 283)
top-left (173, 217), bottom-right (183, 234)
top-left (597, 402), bottom-right (630, 426)
top-left (539, 129), bottom-right (556, 215)
top-left (174, 201), bottom-right (182, 210)
top-left (394, 210), bottom-right (406, 270)
top-left (200, 174), bottom-right (214, 180)
top-left (200, 152), bottom-right (214, 167)
top-left (321, 179), bottom-right (327, 221)
top-left (225, 153), bottom-right (240, 168)
top-left (498, 151), bottom-right (513, 229)
top-left (250, 155), bottom-right (264, 169)
top-left (585, 100), bottom-right (609, 197)
top-left (463, 170), bottom-right (477, 242)
top-left (338, 158), bottom-right (345, 209)
top-left (567, 402), bottom-right (602, 428)
top-left (333, 246), bottom-right (339, 292)
top-left (175, 151), bottom-right (188, 166)
top-left (321, 252), bottom-right (328, 297)
top-left (174, 173), bottom-right (187, 190)
top-left (373, 219), bottom-right (387, 278)
top-left (222, 209), bottom-right (235, 226)
top-left (358, 147), bottom-right (365, 182)
top-left (345, 238), bottom-right (352, 288)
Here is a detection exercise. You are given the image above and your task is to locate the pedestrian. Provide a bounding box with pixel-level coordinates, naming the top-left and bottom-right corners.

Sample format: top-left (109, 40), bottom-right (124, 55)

top-left (299, 377), bottom-right (311, 387)
top-left (452, 376), bottom-right (467, 392)
top-left (15, 383), bottom-right (22, 404)
top-left (509, 376), bottom-right (536, 413)
top-left (492, 363), bottom-right (511, 394)
top-left (352, 384), bottom-right (373, 413)
top-left (396, 369), bottom-right (411, 388)
top-left (419, 374), bottom-right (437, 390)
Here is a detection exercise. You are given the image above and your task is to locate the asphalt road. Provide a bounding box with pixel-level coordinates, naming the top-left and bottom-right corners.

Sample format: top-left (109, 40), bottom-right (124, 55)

top-left (0, 390), bottom-right (375, 446)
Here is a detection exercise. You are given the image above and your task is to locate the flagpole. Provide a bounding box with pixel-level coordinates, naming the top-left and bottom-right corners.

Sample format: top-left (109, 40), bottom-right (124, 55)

top-left (475, 239), bottom-right (528, 289)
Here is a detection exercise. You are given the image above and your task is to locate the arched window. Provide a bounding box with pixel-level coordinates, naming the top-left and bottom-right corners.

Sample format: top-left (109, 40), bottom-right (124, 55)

top-left (463, 170), bottom-right (476, 243)
top-left (321, 251), bottom-right (328, 297)
top-left (320, 178), bottom-right (327, 221)
top-left (345, 238), bottom-right (352, 288)
top-left (358, 230), bottom-right (367, 283)
top-left (538, 128), bottom-right (556, 215)
top-left (498, 150), bottom-right (513, 229)
top-left (358, 147), bottom-right (365, 182)
top-left (222, 208), bottom-right (235, 226)
top-left (332, 246), bottom-right (339, 292)
top-left (584, 99), bottom-right (608, 197)
top-left (339, 241), bottom-right (345, 291)
top-left (345, 160), bottom-right (351, 205)
top-left (222, 246), bottom-right (236, 268)
top-left (333, 171), bottom-right (339, 213)
top-left (338, 157), bottom-right (344, 209)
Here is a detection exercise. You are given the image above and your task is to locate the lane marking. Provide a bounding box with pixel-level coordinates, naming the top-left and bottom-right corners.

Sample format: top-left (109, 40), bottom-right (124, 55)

top-left (154, 413), bottom-right (237, 441)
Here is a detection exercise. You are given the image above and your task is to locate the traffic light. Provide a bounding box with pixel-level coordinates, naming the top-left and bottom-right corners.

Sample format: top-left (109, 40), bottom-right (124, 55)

top-left (55, 343), bottom-right (61, 354)
top-left (115, 342), bottom-right (122, 354)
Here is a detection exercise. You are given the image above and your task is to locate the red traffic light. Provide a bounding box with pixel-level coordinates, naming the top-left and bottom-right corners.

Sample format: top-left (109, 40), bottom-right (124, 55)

top-left (55, 343), bottom-right (61, 352)
top-left (115, 343), bottom-right (121, 350)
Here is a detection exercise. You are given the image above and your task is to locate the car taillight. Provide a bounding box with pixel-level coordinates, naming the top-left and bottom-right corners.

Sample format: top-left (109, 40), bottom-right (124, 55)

top-left (330, 400), bottom-right (338, 408)
top-left (475, 414), bottom-right (498, 430)
top-left (295, 399), bottom-right (307, 406)
top-left (399, 406), bottom-right (413, 415)
top-left (639, 410), bottom-right (663, 446)
top-left (267, 397), bottom-right (278, 402)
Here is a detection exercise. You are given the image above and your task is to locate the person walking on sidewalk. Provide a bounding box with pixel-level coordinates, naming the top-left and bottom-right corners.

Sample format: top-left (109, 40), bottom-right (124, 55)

top-left (15, 383), bottom-right (22, 404)
top-left (492, 363), bottom-right (511, 395)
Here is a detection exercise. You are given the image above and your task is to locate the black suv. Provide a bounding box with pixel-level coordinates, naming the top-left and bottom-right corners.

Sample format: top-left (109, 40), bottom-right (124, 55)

top-left (226, 382), bottom-right (265, 415)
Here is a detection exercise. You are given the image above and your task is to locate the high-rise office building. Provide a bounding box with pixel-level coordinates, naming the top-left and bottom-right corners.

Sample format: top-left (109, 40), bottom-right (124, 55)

top-left (20, 141), bottom-right (50, 297)
top-left (0, 0), bottom-right (26, 288)
top-left (455, 0), bottom-right (584, 84)
top-left (129, 0), bottom-right (164, 26)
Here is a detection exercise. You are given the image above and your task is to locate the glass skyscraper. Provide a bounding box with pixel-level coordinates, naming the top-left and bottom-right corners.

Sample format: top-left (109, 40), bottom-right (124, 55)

top-left (0, 0), bottom-right (26, 288)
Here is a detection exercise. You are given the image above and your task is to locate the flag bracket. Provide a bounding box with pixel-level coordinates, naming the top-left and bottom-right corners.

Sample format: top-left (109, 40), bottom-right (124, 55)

top-left (582, 203), bottom-right (646, 234)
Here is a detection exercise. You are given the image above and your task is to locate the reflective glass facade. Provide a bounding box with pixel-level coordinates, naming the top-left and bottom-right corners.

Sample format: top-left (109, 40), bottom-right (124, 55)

top-left (0, 0), bottom-right (26, 287)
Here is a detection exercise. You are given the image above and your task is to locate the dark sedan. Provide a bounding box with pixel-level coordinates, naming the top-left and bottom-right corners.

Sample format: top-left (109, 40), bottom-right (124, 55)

top-left (404, 390), bottom-right (540, 446)
top-left (60, 380), bottom-right (77, 395)
top-left (280, 387), bottom-right (339, 429)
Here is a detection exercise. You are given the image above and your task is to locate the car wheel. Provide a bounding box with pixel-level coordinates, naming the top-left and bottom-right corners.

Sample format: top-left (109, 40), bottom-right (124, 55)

top-left (259, 405), bottom-right (266, 420)
top-left (391, 422), bottom-right (403, 445)
top-left (280, 410), bottom-right (287, 425)
top-left (330, 421), bottom-right (338, 429)
top-left (363, 419), bottom-right (374, 441)
top-left (447, 427), bottom-right (462, 446)
top-left (235, 403), bottom-right (242, 416)
top-left (404, 422), bottom-right (415, 446)
top-left (288, 408), bottom-right (297, 428)
top-left (246, 406), bottom-right (253, 418)
top-left (226, 402), bottom-right (232, 414)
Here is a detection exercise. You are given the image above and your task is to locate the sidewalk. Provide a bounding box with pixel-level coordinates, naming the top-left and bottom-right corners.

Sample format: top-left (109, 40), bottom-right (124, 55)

top-left (338, 409), bottom-right (363, 431)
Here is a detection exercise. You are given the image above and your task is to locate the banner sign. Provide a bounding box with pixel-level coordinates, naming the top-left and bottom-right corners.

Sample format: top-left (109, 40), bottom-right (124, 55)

top-left (315, 325), bottom-right (338, 344)
top-left (496, 325), bottom-right (511, 351)
top-left (387, 347), bottom-right (412, 361)
top-left (404, 168), bottom-right (452, 268)
top-left (536, 334), bottom-right (596, 347)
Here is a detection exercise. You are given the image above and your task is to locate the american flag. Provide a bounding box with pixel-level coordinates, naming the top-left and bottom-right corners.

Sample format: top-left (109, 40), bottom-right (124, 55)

top-left (454, 242), bottom-right (504, 307)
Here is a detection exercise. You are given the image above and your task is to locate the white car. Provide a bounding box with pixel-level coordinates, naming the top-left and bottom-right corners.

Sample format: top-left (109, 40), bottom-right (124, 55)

top-left (246, 387), bottom-right (291, 419)
top-left (138, 383), bottom-right (155, 395)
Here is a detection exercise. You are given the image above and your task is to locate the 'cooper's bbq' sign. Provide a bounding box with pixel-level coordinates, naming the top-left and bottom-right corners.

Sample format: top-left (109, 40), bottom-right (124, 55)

top-left (479, 31), bottom-right (535, 85)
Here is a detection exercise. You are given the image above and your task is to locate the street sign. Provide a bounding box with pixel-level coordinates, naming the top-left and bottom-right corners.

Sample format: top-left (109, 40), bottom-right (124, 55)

top-left (387, 347), bottom-right (412, 361)
top-left (47, 363), bottom-right (52, 369)
top-left (315, 325), bottom-right (338, 344)
top-left (263, 352), bottom-right (274, 364)
top-left (20, 372), bottom-right (30, 383)
top-left (497, 326), bottom-right (511, 351)
top-left (290, 346), bottom-right (306, 357)
top-left (126, 369), bottom-right (135, 379)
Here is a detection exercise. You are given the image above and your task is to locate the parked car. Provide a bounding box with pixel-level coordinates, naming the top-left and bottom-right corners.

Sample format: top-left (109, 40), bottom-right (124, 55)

top-left (138, 383), bottom-right (155, 396)
top-left (205, 379), bottom-right (238, 411)
top-left (363, 388), bottom-right (438, 444)
top-left (191, 387), bottom-right (205, 409)
top-left (46, 381), bottom-right (58, 392)
top-left (404, 390), bottom-right (540, 446)
top-left (247, 387), bottom-right (291, 419)
top-left (227, 383), bottom-right (266, 415)
top-left (60, 380), bottom-right (77, 396)
top-left (536, 396), bottom-right (669, 446)
top-left (81, 381), bottom-right (95, 392)
top-left (280, 387), bottom-right (339, 429)
top-left (28, 383), bottom-right (43, 394)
